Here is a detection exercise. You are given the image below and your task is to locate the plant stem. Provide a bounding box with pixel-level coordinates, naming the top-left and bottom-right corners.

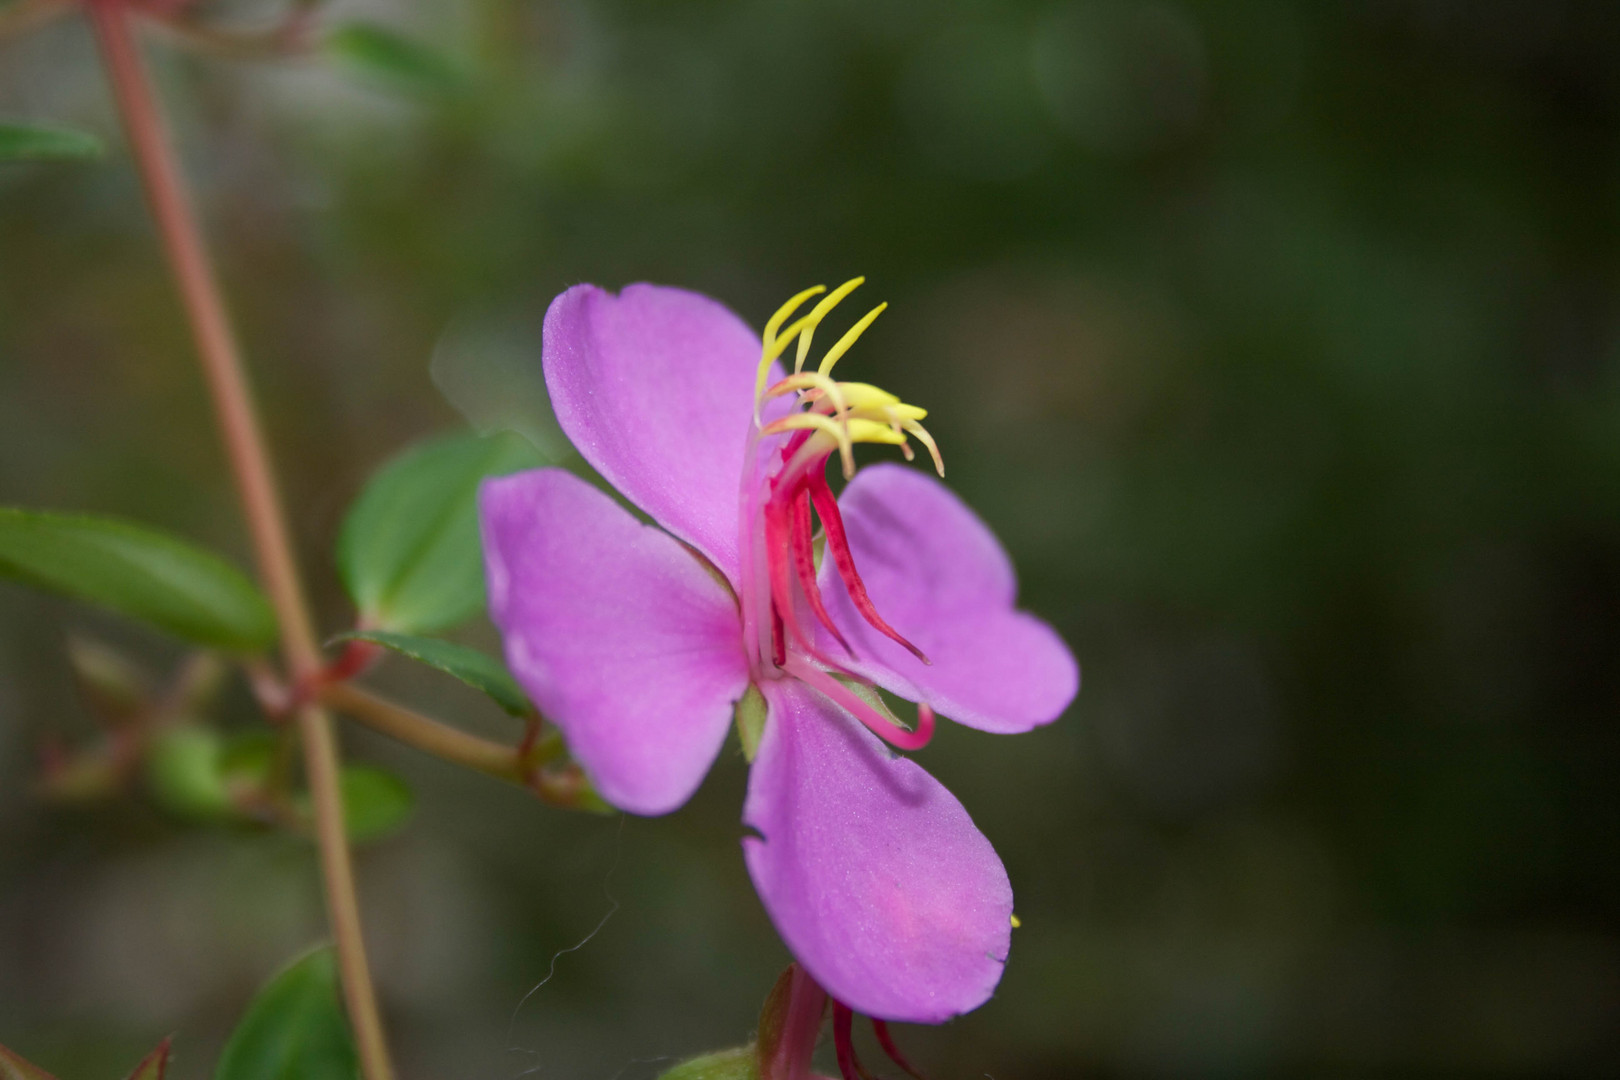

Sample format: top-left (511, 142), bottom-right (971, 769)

top-left (322, 682), bottom-right (578, 800)
top-left (86, 5), bottom-right (394, 1078)
top-left (323, 683), bottom-right (538, 779)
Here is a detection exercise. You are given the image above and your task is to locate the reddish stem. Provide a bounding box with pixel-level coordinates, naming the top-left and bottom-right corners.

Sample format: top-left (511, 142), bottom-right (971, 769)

top-left (86, 5), bottom-right (394, 1078)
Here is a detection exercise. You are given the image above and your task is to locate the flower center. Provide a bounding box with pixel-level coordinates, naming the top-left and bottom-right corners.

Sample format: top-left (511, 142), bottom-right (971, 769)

top-left (736, 279), bottom-right (942, 728)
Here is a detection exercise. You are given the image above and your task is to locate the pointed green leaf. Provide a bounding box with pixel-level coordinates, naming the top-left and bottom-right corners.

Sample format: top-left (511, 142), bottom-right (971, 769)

top-left (0, 509), bottom-right (276, 650)
top-left (0, 122), bottom-right (103, 162)
top-left (325, 22), bottom-right (464, 98)
top-left (337, 630), bottom-right (531, 716)
top-left (124, 1038), bottom-right (171, 1080)
top-left (655, 1047), bottom-right (759, 1080)
top-left (338, 766), bottom-right (413, 843)
top-left (0, 1043), bottom-right (59, 1080)
top-left (215, 948), bottom-right (359, 1080)
top-left (337, 431), bottom-right (542, 633)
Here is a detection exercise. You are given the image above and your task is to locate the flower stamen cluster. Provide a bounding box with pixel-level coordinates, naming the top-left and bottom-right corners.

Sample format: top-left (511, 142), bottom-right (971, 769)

top-left (736, 280), bottom-right (946, 753)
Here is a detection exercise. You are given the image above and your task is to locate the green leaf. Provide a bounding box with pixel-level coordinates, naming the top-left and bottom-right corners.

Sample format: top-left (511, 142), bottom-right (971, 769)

top-left (0, 122), bottom-right (104, 163)
top-left (325, 22), bottom-right (464, 98)
top-left (123, 1039), bottom-right (172, 1080)
top-left (655, 1047), bottom-right (759, 1080)
top-left (339, 766), bottom-right (414, 843)
top-left (338, 630), bottom-right (531, 716)
top-left (0, 1043), bottom-right (59, 1080)
top-left (0, 509), bottom-right (276, 651)
top-left (337, 431), bottom-right (541, 633)
top-left (145, 726), bottom-right (232, 820)
top-left (215, 947), bottom-right (359, 1080)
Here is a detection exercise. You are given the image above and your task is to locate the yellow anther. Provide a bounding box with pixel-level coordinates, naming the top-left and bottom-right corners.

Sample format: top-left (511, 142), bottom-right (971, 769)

top-left (846, 418), bottom-right (907, 446)
top-left (901, 418), bottom-right (944, 476)
top-left (1010, 914), bottom-right (1022, 929)
top-left (763, 412), bottom-right (857, 477)
top-left (792, 277), bottom-right (865, 374)
top-left (755, 285), bottom-right (826, 421)
top-left (831, 382), bottom-right (904, 412)
top-left (818, 302), bottom-right (888, 377)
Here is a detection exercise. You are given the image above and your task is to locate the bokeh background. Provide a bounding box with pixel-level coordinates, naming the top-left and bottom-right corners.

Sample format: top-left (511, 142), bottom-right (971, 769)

top-left (4, 0), bottom-right (1620, 1076)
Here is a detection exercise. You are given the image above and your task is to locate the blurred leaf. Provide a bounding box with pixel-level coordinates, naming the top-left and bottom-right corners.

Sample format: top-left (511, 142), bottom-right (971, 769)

top-left (0, 122), bottom-right (103, 163)
top-left (0, 1042), bottom-right (59, 1080)
top-left (338, 766), bottom-right (413, 843)
top-left (336, 431), bottom-right (541, 633)
top-left (145, 726), bottom-right (232, 820)
top-left (215, 947), bottom-right (359, 1080)
top-left (430, 308), bottom-right (571, 460)
top-left (66, 635), bottom-right (151, 722)
top-left (220, 730), bottom-right (280, 789)
top-left (325, 22), bottom-right (463, 98)
top-left (655, 1048), bottom-right (759, 1080)
top-left (123, 1039), bottom-right (171, 1080)
top-left (0, 509), bottom-right (276, 650)
top-left (337, 630), bottom-right (531, 716)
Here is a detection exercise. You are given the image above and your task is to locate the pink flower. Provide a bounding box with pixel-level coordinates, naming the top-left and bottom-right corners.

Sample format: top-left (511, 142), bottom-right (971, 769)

top-left (479, 280), bottom-right (1077, 1024)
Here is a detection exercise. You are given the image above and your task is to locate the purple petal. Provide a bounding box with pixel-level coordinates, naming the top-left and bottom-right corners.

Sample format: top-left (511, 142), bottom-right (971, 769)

top-left (480, 467), bottom-right (749, 815)
top-left (742, 678), bottom-right (1013, 1022)
top-left (543, 284), bottom-right (770, 582)
top-left (817, 464), bottom-right (1078, 734)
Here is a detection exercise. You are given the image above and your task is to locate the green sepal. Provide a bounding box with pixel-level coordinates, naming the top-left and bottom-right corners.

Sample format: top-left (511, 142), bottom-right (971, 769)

top-left (0, 508), bottom-right (276, 651)
top-left (734, 684), bottom-right (767, 762)
top-left (654, 1046), bottom-right (759, 1080)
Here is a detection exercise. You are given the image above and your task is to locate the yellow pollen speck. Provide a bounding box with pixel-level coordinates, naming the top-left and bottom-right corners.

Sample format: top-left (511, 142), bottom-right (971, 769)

top-left (1010, 914), bottom-right (1022, 928)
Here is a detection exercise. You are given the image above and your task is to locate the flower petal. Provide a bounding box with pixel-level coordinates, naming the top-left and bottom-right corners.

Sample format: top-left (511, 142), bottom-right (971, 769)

top-left (742, 678), bottom-right (1013, 1022)
top-left (817, 464), bottom-right (1078, 734)
top-left (481, 467), bottom-right (749, 815)
top-left (543, 283), bottom-right (771, 582)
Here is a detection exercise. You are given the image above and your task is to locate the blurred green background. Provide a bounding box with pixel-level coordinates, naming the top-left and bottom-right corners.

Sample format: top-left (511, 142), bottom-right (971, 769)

top-left (3, 0), bottom-right (1619, 1076)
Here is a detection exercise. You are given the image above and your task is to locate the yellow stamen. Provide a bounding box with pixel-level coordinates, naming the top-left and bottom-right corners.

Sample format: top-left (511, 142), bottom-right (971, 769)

top-left (753, 280), bottom-right (947, 483)
top-left (901, 418), bottom-right (944, 476)
top-left (792, 277), bottom-right (865, 374)
top-left (1010, 914), bottom-right (1022, 929)
top-left (881, 405), bottom-right (914, 460)
top-left (755, 285), bottom-right (825, 421)
top-left (818, 302), bottom-right (888, 376)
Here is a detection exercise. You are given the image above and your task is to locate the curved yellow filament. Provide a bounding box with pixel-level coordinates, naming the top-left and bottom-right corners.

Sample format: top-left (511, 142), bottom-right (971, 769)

top-left (817, 302), bottom-right (888, 376)
top-left (900, 418), bottom-right (944, 476)
top-left (793, 277), bottom-right (866, 374)
top-left (755, 284), bottom-right (825, 422)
